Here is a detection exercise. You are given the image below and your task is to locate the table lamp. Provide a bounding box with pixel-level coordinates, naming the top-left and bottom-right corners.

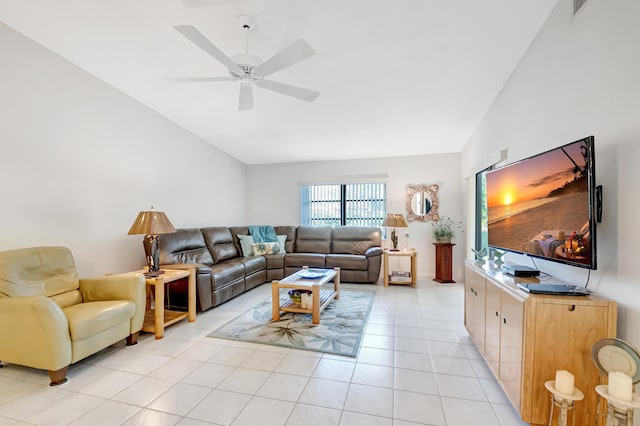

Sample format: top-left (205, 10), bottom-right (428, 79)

top-left (383, 213), bottom-right (408, 251)
top-left (128, 207), bottom-right (176, 277)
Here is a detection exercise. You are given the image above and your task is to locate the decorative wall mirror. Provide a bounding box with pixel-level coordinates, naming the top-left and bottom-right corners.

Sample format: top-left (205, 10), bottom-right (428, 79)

top-left (405, 183), bottom-right (440, 222)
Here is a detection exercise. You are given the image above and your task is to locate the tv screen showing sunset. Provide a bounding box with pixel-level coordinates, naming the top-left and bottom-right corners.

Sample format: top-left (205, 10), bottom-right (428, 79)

top-left (486, 138), bottom-right (593, 267)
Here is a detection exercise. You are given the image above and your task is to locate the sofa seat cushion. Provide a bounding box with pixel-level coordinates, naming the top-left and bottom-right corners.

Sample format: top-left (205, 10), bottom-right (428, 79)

top-left (285, 253), bottom-right (326, 268)
top-left (325, 254), bottom-right (368, 271)
top-left (239, 256), bottom-right (266, 275)
top-left (210, 262), bottom-right (245, 289)
top-left (64, 300), bottom-right (135, 340)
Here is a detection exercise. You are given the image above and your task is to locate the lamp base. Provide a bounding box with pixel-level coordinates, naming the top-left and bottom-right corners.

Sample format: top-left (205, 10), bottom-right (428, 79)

top-left (144, 269), bottom-right (166, 278)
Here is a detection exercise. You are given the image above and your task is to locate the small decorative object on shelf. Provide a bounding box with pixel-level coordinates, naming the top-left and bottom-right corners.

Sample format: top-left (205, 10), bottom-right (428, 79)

top-left (288, 289), bottom-right (312, 306)
top-left (489, 247), bottom-right (505, 266)
top-left (471, 247), bottom-right (487, 263)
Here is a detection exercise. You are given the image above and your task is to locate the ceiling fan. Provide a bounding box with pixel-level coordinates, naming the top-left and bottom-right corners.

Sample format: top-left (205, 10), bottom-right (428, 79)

top-left (171, 16), bottom-right (319, 111)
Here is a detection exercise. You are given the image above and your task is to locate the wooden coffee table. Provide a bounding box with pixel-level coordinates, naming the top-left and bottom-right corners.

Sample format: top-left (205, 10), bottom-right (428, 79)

top-left (271, 267), bottom-right (340, 325)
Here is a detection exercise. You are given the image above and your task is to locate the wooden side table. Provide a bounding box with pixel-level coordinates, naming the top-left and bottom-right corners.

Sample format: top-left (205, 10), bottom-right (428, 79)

top-left (433, 243), bottom-right (455, 283)
top-left (141, 268), bottom-right (196, 339)
top-left (383, 249), bottom-right (417, 288)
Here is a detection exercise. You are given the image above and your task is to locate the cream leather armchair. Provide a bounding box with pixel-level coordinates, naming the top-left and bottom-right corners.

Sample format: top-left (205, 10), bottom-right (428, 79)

top-left (0, 246), bottom-right (146, 385)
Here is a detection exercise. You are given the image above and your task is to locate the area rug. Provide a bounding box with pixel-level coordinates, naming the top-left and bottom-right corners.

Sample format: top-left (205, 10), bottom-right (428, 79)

top-left (208, 289), bottom-right (375, 357)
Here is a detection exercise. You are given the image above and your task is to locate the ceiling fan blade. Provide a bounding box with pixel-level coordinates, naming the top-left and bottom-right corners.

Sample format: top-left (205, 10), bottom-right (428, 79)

top-left (254, 39), bottom-right (316, 77)
top-left (173, 25), bottom-right (243, 75)
top-left (239, 85), bottom-right (254, 110)
top-left (257, 79), bottom-right (319, 102)
top-left (165, 76), bottom-right (235, 82)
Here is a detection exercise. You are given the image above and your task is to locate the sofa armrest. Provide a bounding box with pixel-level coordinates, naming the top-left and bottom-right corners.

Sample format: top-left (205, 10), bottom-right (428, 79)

top-left (79, 274), bottom-right (146, 333)
top-left (0, 297), bottom-right (72, 371)
top-left (365, 247), bottom-right (383, 257)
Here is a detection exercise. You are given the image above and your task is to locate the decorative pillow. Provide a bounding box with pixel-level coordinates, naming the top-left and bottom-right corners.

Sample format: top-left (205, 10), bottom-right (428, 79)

top-left (276, 235), bottom-right (287, 254)
top-left (237, 234), bottom-right (255, 257)
top-left (239, 234), bottom-right (287, 256)
top-left (252, 242), bottom-right (282, 255)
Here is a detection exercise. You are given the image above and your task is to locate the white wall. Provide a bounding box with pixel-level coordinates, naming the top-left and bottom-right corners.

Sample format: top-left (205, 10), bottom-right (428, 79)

top-left (246, 154), bottom-right (464, 280)
top-left (0, 23), bottom-right (247, 277)
top-left (462, 0), bottom-right (640, 353)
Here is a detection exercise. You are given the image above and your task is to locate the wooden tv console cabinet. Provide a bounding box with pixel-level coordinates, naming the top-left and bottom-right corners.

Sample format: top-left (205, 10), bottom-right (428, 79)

top-left (464, 261), bottom-right (617, 426)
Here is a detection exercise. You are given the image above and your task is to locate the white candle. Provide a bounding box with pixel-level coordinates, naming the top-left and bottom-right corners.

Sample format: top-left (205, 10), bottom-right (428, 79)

top-left (555, 370), bottom-right (575, 395)
top-left (608, 371), bottom-right (633, 402)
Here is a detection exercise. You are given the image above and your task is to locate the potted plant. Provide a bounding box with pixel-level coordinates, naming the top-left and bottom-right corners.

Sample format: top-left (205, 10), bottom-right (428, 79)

top-left (432, 216), bottom-right (461, 244)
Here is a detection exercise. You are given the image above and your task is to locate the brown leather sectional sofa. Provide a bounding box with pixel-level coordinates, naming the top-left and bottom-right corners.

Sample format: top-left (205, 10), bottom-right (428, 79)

top-left (158, 226), bottom-right (382, 312)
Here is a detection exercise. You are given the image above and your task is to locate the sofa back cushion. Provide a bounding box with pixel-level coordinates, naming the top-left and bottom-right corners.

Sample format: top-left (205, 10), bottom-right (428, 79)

top-left (274, 226), bottom-right (297, 253)
top-left (201, 227), bottom-right (239, 263)
top-left (0, 246), bottom-right (79, 297)
top-left (159, 229), bottom-right (214, 265)
top-left (332, 227), bottom-right (382, 254)
top-left (229, 226), bottom-right (250, 255)
top-left (295, 227), bottom-right (332, 254)
top-left (0, 246), bottom-right (83, 308)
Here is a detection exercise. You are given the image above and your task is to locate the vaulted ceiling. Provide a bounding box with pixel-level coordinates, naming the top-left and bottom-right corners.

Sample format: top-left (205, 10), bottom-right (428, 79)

top-left (0, 0), bottom-right (558, 164)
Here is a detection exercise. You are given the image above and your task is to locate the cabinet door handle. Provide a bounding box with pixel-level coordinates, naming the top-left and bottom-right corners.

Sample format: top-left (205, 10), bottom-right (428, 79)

top-left (503, 317), bottom-right (507, 324)
top-left (496, 311), bottom-right (499, 317)
top-left (568, 305), bottom-right (576, 312)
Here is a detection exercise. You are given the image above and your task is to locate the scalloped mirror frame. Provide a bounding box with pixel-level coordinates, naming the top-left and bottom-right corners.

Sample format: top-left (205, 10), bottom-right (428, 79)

top-left (406, 183), bottom-right (440, 222)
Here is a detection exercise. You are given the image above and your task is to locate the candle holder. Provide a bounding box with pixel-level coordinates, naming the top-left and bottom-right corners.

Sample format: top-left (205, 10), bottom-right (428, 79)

top-left (595, 385), bottom-right (640, 426)
top-left (545, 381), bottom-right (584, 426)
top-left (591, 338), bottom-right (640, 425)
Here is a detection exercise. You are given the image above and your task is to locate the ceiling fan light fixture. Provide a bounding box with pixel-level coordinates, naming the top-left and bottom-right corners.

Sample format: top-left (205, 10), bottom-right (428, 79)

top-left (172, 17), bottom-right (318, 111)
top-left (231, 53), bottom-right (262, 67)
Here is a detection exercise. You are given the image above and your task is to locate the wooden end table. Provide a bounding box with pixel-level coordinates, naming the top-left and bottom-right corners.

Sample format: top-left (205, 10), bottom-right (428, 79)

top-left (140, 268), bottom-right (196, 339)
top-left (271, 267), bottom-right (340, 325)
top-left (383, 249), bottom-right (417, 288)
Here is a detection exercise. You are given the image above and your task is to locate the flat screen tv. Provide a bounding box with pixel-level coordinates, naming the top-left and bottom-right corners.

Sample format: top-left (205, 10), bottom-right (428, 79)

top-left (485, 136), bottom-right (597, 270)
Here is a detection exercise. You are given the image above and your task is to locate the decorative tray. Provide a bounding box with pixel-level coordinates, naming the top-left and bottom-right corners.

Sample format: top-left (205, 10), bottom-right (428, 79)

top-left (298, 270), bottom-right (326, 279)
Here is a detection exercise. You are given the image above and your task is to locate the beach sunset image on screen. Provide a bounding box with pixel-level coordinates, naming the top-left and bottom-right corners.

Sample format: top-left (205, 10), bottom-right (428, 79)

top-left (486, 138), bottom-right (594, 268)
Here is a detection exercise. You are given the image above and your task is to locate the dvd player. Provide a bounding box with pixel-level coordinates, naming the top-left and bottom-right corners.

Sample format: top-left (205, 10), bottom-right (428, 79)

top-left (501, 264), bottom-right (540, 277)
top-left (517, 283), bottom-right (591, 296)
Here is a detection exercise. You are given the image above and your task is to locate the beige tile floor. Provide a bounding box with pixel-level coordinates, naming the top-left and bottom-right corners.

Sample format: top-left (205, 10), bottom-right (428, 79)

top-left (0, 278), bottom-right (527, 426)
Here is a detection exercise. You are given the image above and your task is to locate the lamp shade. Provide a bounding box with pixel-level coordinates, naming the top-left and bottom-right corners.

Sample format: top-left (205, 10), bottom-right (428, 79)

top-left (382, 213), bottom-right (408, 228)
top-left (127, 209), bottom-right (176, 235)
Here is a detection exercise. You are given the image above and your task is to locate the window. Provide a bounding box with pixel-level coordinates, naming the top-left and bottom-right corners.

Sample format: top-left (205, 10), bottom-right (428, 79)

top-left (300, 183), bottom-right (386, 227)
top-left (475, 168), bottom-right (496, 252)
